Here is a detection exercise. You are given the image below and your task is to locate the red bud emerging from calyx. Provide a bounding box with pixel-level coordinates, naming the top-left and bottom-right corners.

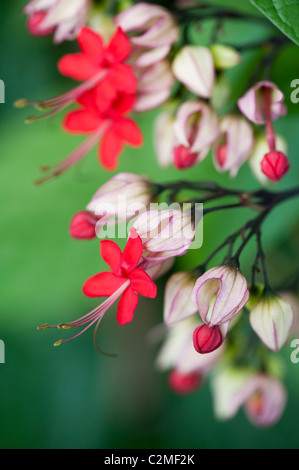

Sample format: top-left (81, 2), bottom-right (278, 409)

top-left (173, 145), bottom-right (198, 169)
top-left (216, 143), bottom-right (227, 167)
top-left (70, 211), bottom-right (97, 240)
top-left (193, 324), bottom-right (223, 354)
top-left (168, 369), bottom-right (202, 394)
top-left (261, 151), bottom-right (290, 182)
top-left (27, 11), bottom-right (55, 36)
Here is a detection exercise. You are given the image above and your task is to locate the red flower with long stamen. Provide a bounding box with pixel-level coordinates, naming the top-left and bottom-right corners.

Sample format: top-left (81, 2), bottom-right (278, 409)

top-left (38, 228), bottom-right (157, 346)
top-left (35, 86), bottom-right (143, 182)
top-left (16, 25), bottom-right (138, 163)
top-left (16, 26), bottom-right (136, 117)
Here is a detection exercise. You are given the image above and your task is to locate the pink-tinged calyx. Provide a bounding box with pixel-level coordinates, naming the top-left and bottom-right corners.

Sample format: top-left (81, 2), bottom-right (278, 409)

top-left (191, 265), bottom-right (249, 326)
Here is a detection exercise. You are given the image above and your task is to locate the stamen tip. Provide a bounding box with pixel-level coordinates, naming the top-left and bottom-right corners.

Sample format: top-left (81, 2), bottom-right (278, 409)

top-left (37, 323), bottom-right (50, 330)
top-left (54, 339), bottom-right (63, 347)
top-left (25, 116), bottom-right (37, 124)
top-left (57, 323), bottom-right (71, 330)
top-left (14, 99), bottom-right (28, 108)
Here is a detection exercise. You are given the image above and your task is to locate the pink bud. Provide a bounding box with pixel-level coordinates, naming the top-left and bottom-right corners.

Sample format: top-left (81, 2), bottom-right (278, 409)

top-left (173, 100), bottom-right (219, 163)
top-left (213, 114), bottom-right (254, 177)
top-left (24, 0), bottom-right (90, 43)
top-left (193, 324), bottom-right (223, 354)
top-left (69, 211), bottom-right (97, 239)
top-left (237, 81), bottom-right (286, 125)
top-left (173, 145), bottom-right (198, 169)
top-left (260, 151), bottom-right (290, 182)
top-left (27, 11), bottom-right (55, 36)
top-left (168, 369), bottom-right (202, 394)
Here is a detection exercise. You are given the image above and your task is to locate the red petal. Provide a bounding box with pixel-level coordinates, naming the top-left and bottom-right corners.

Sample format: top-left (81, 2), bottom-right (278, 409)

top-left (105, 27), bottom-right (131, 63)
top-left (115, 118), bottom-right (143, 146)
top-left (109, 64), bottom-right (137, 94)
top-left (63, 109), bottom-right (102, 134)
top-left (117, 286), bottom-right (139, 325)
top-left (100, 240), bottom-right (122, 274)
top-left (111, 93), bottom-right (136, 115)
top-left (93, 78), bottom-right (118, 113)
top-left (121, 228), bottom-right (143, 273)
top-left (99, 128), bottom-right (124, 170)
top-left (58, 54), bottom-right (99, 80)
top-left (129, 268), bottom-right (157, 298)
top-left (83, 271), bottom-right (126, 297)
top-left (78, 27), bottom-right (104, 62)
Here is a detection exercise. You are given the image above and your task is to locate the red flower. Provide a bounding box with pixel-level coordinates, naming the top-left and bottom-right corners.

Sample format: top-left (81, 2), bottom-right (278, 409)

top-left (38, 229), bottom-right (157, 347)
top-left (83, 228), bottom-right (157, 325)
top-left (58, 26), bottom-right (137, 103)
top-left (17, 26), bottom-right (140, 182)
top-left (63, 86), bottom-right (143, 170)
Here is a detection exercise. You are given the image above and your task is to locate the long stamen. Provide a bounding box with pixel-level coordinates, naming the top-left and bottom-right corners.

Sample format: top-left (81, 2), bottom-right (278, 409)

top-left (34, 122), bottom-right (109, 185)
top-left (38, 280), bottom-right (130, 346)
top-left (15, 69), bottom-right (108, 119)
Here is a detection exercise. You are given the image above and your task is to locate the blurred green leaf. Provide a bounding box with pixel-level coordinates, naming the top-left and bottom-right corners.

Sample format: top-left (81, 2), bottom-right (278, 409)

top-left (250, 0), bottom-right (299, 45)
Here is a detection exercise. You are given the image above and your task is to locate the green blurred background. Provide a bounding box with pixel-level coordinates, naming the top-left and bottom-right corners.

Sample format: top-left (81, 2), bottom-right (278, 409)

top-left (0, 1), bottom-right (299, 449)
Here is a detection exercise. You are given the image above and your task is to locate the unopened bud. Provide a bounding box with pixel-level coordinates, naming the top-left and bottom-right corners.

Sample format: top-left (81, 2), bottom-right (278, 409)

top-left (69, 211), bottom-right (97, 240)
top-left (168, 369), bottom-right (202, 394)
top-left (261, 151), bottom-right (290, 182)
top-left (193, 324), bottom-right (223, 354)
top-left (173, 145), bottom-right (198, 169)
top-left (210, 44), bottom-right (241, 69)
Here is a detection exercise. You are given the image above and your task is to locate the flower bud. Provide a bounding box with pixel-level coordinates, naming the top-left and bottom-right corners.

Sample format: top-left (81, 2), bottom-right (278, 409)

top-left (211, 368), bottom-right (287, 427)
top-left (156, 317), bottom-right (224, 377)
top-left (261, 151), bottom-right (290, 182)
top-left (237, 80), bottom-right (286, 125)
top-left (213, 114), bottom-right (254, 177)
top-left (24, 0), bottom-right (90, 43)
top-left (134, 60), bottom-right (175, 112)
top-left (244, 376), bottom-right (287, 428)
top-left (193, 324), bottom-right (223, 354)
top-left (27, 11), bottom-right (55, 36)
top-left (86, 173), bottom-right (154, 223)
top-left (132, 208), bottom-right (199, 263)
top-left (168, 369), bottom-right (202, 394)
top-left (191, 264), bottom-right (249, 326)
top-left (249, 293), bottom-right (294, 352)
top-left (210, 44), bottom-right (241, 70)
top-left (164, 271), bottom-right (197, 325)
top-left (173, 100), bottom-right (219, 163)
top-left (69, 211), bottom-right (98, 239)
top-left (249, 134), bottom-right (288, 185)
top-left (115, 2), bottom-right (179, 67)
top-left (172, 46), bottom-right (215, 98)
top-left (173, 145), bottom-right (198, 169)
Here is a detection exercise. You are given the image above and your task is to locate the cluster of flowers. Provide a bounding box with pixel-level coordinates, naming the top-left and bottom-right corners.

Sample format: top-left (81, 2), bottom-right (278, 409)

top-left (22, 0), bottom-right (298, 428)
top-left (37, 171), bottom-right (298, 428)
top-left (21, 0), bottom-right (290, 184)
